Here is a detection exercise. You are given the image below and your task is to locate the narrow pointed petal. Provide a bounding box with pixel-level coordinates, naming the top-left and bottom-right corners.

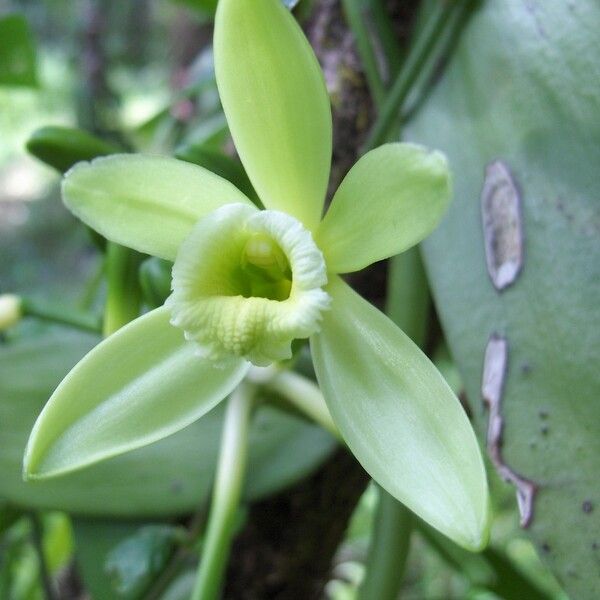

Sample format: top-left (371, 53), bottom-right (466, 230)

top-left (214, 0), bottom-right (332, 231)
top-left (24, 307), bottom-right (249, 480)
top-left (311, 278), bottom-right (490, 550)
top-left (63, 155), bottom-right (253, 261)
top-left (317, 143), bottom-right (451, 273)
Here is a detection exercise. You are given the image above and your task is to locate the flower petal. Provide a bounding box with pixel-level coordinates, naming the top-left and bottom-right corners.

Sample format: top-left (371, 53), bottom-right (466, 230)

top-left (214, 0), bottom-right (332, 231)
top-left (317, 143), bottom-right (451, 273)
top-left (63, 154), bottom-right (253, 261)
top-left (311, 278), bottom-right (490, 550)
top-left (23, 307), bottom-right (249, 480)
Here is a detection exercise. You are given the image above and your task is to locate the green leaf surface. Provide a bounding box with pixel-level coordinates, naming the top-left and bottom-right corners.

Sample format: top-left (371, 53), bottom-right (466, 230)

top-left (104, 525), bottom-right (181, 599)
top-left (173, 0), bottom-right (218, 17)
top-left (417, 522), bottom-right (552, 600)
top-left (73, 520), bottom-right (145, 600)
top-left (62, 154), bottom-right (253, 261)
top-left (138, 257), bottom-right (173, 309)
top-left (175, 143), bottom-right (256, 201)
top-left (214, 0), bottom-right (332, 231)
top-left (311, 277), bottom-right (489, 551)
top-left (26, 126), bottom-right (120, 174)
top-left (0, 331), bottom-right (335, 516)
top-left (0, 504), bottom-right (22, 537)
top-left (317, 143), bottom-right (451, 273)
top-left (23, 308), bottom-right (250, 479)
top-left (405, 1), bottom-right (600, 597)
top-left (0, 14), bottom-right (37, 87)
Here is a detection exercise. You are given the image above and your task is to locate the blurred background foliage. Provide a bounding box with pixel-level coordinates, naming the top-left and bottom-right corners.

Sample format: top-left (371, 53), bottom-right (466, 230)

top-left (0, 0), bottom-right (596, 598)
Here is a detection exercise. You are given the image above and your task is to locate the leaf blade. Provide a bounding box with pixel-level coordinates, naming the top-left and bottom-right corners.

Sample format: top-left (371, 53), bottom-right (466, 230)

top-left (0, 14), bottom-right (37, 87)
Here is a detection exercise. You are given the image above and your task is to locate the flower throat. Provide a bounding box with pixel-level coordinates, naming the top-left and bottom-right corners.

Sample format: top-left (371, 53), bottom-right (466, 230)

top-left (239, 233), bottom-right (292, 301)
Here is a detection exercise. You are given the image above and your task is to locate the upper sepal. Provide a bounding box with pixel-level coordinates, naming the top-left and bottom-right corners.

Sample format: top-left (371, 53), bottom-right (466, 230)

top-left (214, 0), bottom-right (332, 231)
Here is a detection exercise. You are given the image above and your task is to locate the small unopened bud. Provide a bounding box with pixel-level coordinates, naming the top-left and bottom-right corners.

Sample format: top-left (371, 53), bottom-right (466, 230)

top-left (0, 294), bottom-right (22, 331)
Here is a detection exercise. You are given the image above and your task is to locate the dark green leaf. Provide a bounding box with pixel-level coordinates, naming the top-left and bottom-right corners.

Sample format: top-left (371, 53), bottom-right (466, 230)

top-left (105, 525), bottom-right (182, 599)
top-left (26, 126), bottom-right (121, 174)
top-left (172, 0), bottom-right (218, 17)
top-left (0, 504), bottom-right (22, 538)
top-left (0, 14), bottom-right (37, 87)
top-left (175, 143), bottom-right (256, 200)
top-left (418, 521), bottom-right (551, 600)
top-left (73, 520), bottom-right (145, 600)
top-left (172, 0), bottom-right (299, 17)
top-left (138, 257), bottom-right (173, 309)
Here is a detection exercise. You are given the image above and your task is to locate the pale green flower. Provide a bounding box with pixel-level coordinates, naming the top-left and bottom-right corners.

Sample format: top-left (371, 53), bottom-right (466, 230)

top-left (167, 203), bottom-right (330, 366)
top-left (23, 0), bottom-right (489, 550)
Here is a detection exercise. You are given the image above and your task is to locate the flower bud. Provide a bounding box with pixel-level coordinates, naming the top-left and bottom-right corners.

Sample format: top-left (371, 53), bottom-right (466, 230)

top-left (0, 294), bottom-right (22, 331)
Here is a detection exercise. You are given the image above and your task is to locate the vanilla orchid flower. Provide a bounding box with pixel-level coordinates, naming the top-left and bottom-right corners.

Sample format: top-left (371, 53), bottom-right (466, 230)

top-left (24, 0), bottom-right (489, 550)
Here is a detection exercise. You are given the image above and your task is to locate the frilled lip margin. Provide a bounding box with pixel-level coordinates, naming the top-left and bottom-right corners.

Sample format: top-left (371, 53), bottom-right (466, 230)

top-left (167, 203), bottom-right (331, 366)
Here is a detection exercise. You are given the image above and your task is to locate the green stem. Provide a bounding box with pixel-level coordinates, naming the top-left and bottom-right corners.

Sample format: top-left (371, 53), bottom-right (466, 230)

top-left (21, 298), bottom-right (101, 334)
top-left (358, 487), bottom-right (412, 600)
top-left (29, 513), bottom-right (56, 600)
top-left (146, 510), bottom-right (208, 600)
top-left (386, 247), bottom-right (430, 346)
top-left (264, 369), bottom-right (343, 442)
top-left (78, 257), bottom-right (105, 310)
top-left (103, 243), bottom-right (142, 336)
top-left (191, 384), bottom-right (255, 600)
top-left (369, 0), bottom-right (403, 80)
top-left (341, 0), bottom-right (386, 107)
top-left (402, 0), bottom-right (478, 123)
top-left (363, 1), bottom-right (456, 151)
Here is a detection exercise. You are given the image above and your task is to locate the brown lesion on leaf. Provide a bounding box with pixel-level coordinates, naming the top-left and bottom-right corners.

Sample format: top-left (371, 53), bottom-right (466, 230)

top-left (480, 160), bottom-right (525, 292)
top-left (481, 333), bottom-right (537, 527)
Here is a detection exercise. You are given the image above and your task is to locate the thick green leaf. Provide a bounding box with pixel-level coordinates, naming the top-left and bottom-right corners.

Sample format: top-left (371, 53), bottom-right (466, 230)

top-left (23, 308), bottom-right (249, 479)
top-left (173, 0), bottom-right (299, 17)
top-left (73, 520), bottom-right (145, 600)
top-left (138, 257), bottom-right (173, 309)
top-left (0, 504), bottom-right (22, 537)
top-left (1, 331), bottom-right (334, 516)
top-left (27, 126), bottom-right (120, 174)
top-left (214, 0), bottom-right (332, 231)
top-left (174, 0), bottom-right (217, 15)
top-left (0, 14), bottom-right (37, 87)
top-left (175, 143), bottom-right (256, 201)
top-left (62, 155), bottom-right (253, 261)
top-left (311, 277), bottom-right (489, 551)
top-left (406, 1), bottom-right (600, 596)
top-left (104, 525), bottom-right (181, 599)
top-left (317, 143), bottom-right (451, 273)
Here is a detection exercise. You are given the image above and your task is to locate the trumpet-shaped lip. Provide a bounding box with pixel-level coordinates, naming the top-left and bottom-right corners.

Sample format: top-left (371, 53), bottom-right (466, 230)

top-left (167, 203), bottom-right (331, 366)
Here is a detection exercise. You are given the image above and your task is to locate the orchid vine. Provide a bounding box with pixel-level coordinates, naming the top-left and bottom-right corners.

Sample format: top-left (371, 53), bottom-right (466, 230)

top-left (23, 0), bottom-right (489, 557)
